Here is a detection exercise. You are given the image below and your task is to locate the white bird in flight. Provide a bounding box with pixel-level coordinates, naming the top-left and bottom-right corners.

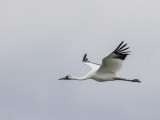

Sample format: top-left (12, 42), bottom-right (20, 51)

top-left (59, 41), bottom-right (140, 83)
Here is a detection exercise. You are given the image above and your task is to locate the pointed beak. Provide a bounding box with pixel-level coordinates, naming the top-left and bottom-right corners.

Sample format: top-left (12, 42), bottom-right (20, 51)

top-left (58, 77), bottom-right (65, 80)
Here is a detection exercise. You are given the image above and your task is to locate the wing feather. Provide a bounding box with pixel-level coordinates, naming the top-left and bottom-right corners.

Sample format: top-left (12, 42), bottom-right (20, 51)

top-left (82, 54), bottom-right (100, 70)
top-left (118, 47), bottom-right (130, 52)
top-left (96, 41), bottom-right (130, 74)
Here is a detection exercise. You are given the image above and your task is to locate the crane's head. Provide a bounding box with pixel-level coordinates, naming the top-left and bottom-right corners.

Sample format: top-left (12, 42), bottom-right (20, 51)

top-left (58, 75), bottom-right (71, 80)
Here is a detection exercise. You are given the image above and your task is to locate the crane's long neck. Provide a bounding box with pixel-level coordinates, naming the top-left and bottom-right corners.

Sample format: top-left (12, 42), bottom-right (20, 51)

top-left (68, 71), bottom-right (93, 80)
top-left (70, 76), bottom-right (88, 80)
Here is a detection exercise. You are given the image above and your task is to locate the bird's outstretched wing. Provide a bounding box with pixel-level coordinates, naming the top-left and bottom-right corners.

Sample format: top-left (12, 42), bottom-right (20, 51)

top-left (82, 54), bottom-right (100, 70)
top-left (96, 41), bottom-right (130, 74)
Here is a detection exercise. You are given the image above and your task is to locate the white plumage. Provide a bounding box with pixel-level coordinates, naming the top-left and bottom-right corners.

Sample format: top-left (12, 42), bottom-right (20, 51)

top-left (59, 41), bottom-right (140, 83)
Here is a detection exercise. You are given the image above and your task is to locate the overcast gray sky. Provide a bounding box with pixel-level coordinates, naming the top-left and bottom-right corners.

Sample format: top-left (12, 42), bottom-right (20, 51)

top-left (0, 0), bottom-right (160, 120)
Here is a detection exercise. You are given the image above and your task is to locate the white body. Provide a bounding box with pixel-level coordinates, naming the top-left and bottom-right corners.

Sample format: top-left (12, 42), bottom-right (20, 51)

top-left (59, 41), bottom-right (140, 83)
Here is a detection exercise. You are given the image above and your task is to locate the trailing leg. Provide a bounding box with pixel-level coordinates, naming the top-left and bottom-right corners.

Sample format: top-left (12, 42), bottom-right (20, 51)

top-left (114, 77), bottom-right (141, 83)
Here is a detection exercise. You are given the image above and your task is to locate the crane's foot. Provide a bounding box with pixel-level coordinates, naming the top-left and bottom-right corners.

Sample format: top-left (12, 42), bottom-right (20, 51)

top-left (132, 79), bottom-right (141, 83)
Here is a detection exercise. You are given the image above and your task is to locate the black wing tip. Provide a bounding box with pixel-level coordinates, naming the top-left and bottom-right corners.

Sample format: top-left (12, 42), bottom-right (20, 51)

top-left (113, 41), bottom-right (131, 55)
top-left (113, 41), bottom-right (131, 60)
top-left (82, 53), bottom-right (88, 62)
top-left (82, 54), bottom-right (100, 65)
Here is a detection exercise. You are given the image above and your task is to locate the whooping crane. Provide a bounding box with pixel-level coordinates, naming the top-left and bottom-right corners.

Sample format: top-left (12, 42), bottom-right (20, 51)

top-left (59, 41), bottom-right (140, 83)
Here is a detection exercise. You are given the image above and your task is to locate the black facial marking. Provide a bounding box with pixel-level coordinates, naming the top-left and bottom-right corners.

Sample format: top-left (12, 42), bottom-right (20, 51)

top-left (66, 75), bottom-right (70, 79)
